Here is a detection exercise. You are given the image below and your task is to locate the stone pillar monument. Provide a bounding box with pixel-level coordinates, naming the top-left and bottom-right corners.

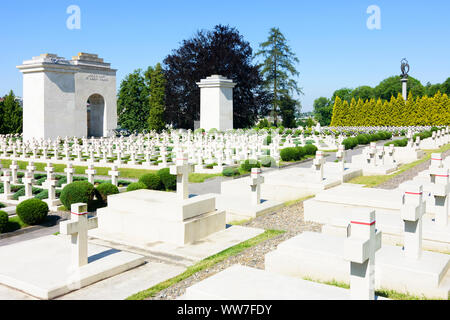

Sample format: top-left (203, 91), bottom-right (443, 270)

top-left (197, 75), bottom-right (236, 132)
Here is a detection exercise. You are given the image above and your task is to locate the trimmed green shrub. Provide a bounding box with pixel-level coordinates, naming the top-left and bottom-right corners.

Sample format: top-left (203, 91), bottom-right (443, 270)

top-left (157, 168), bottom-right (177, 191)
top-left (342, 137), bottom-right (358, 150)
top-left (304, 144), bottom-right (318, 155)
top-left (356, 134), bottom-right (369, 145)
top-left (0, 211), bottom-right (8, 233)
top-left (260, 156), bottom-right (276, 167)
top-left (96, 183), bottom-right (119, 202)
top-left (138, 173), bottom-right (162, 190)
top-left (60, 181), bottom-right (95, 211)
top-left (385, 139), bottom-right (408, 147)
top-left (0, 203), bottom-right (5, 209)
top-left (241, 160), bottom-right (261, 172)
top-left (294, 146), bottom-right (306, 160)
top-left (16, 198), bottom-right (49, 225)
top-left (222, 167), bottom-right (240, 177)
top-left (126, 182), bottom-right (147, 192)
top-left (280, 148), bottom-right (296, 162)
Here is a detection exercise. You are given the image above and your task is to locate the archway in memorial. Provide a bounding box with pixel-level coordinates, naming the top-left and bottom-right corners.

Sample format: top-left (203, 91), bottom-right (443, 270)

top-left (86, 94), bottom-right (105, 137)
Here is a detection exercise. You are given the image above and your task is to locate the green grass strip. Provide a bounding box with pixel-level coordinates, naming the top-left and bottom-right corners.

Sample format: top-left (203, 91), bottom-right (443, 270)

top-left (303, 277), bottom-right (443, 300)
top-left (126, 229), bottom-right (285, 300)
top-left (188, 173), bottom-right (222, 183)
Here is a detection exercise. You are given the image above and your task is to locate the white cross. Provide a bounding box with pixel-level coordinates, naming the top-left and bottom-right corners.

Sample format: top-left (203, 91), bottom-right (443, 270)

top-left (65, 163), bottom-right (75, 185)
top-left (1, 170), bottom-right (13, 200)
top-left (170, 153), bottom-right (192, 200)
top-left (313, 151), bottom-right (325, 182)
top-left (108, 165), bottom-right (120, 186)
top-left (430, 153), bottom-right (443, 169)
top-left (60, 203), bottom-right (98, 268)
top-left (336, 145), bottom-right (346, 172)
top-left (43, 174), bottom-right (57, 203)
top-left (249, 168), bottom-right (264, 205)
top-left (85, 163), bottom-right (97, 185)
top-left (45, 162), bottom-right (54, 181)
top-left (10, 160), bottom-right (19, 184)
top-left (400, 183), bottom-right (425, 260)
top-left (428, 167), bottom-right (450, 227)
top-left (376, 146), bottom-right (385, 166)
top-left (344, 208), bottom-right (382, 300)
top-left (20, 172), bottom-right (34, 201)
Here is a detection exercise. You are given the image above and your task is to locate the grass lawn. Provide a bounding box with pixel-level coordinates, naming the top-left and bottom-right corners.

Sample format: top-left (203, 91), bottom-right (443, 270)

top-left (126, 229), bottom-right (285, 300)
top-left (347, 144), bottom-right (450, 188)
top-left (188, 173), bottom-right (222, 183)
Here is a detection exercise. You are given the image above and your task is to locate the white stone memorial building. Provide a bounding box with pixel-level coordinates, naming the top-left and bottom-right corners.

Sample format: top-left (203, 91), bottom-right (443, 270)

top-left (17, 53), bottom-right (118, 141)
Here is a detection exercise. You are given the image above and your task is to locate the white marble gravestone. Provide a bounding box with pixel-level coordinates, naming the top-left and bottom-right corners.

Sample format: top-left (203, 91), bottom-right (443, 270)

top-left (17, 53), bottom-right (118, 141)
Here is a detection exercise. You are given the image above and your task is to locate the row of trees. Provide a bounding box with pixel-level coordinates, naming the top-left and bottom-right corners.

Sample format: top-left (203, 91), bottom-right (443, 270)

top-left (314, 76), bottom-right (450, 126)
top-left (330, 92), bottom-right (450, 127)
top-left (117, 25), bottom-right (301, 132)
top-left (0, 91), bottom-right (22, 134)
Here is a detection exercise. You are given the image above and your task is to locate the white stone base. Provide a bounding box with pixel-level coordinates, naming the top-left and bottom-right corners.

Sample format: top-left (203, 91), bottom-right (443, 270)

top-left (265, 232), bottom-right (450, 299)
top-left (0, 235), bottom-right (145, 300)
top-left (180, 264), bottom-right (387, 300)
top-left (91, 190), bottom-right (226, 246)
top-left (215, 194), bottom-right (284, 223)
top-left (221, 167), bottom-right (342, 203)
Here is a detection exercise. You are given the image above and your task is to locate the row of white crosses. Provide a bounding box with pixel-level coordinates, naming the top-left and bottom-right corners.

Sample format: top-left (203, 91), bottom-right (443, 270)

top-left (364, 142), bottom-right (395, 167)
top-left (0, 160), bottom-right (122, 205)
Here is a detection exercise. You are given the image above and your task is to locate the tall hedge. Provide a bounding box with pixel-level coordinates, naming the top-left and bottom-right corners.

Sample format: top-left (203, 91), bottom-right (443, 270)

top-left (330, 92), bottom-right (450, 126)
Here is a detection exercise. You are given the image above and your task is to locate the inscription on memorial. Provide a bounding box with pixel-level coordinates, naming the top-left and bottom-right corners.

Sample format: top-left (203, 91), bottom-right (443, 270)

top-left (86, 74), bottom-right (108, 82)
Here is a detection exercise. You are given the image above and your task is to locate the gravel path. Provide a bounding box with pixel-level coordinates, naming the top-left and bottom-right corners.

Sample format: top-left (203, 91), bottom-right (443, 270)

top-left (376, 148), bottom-right (450, 190)
top-left (150, 201), bottom-right (322, 300)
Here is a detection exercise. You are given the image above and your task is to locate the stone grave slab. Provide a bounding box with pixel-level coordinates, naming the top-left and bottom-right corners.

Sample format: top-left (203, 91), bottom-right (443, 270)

top-left (0, 235), bottom-right (144, 300)
top-left (180, 265), bottom-right (353, 300)
top-left (57, 261), bottom-right (185, 300)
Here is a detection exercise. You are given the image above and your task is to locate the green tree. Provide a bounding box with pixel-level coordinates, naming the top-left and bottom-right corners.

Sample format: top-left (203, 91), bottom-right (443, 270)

top-left (331, 88), bottom-right (353, 103)
top-left (352, 86), bottom-right (374, 102)
top-left (164, 25), bottom-right (271, 129)
top-left (313, 97), bottom-right (332, 126)
top-left (255, 27), bottom-right (301, 126)
top-left (374, 76), bottom-right (424, 100)
top-left (425, 82), bottom-right (442, 97)
top-left (441, 77), bottom-right (450, 95)
top-left (148, 63), bottom-right (166, 132)
top-left (117, 69), bottom-right (151, 133)
top-left (0, 91), bottom-right (22, 134)
top-left (279, 95), bottom-right (300, 128)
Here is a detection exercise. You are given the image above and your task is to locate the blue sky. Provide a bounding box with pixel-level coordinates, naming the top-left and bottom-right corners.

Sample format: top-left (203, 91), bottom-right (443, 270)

top-left (1, 0), bottom-right (449, 111)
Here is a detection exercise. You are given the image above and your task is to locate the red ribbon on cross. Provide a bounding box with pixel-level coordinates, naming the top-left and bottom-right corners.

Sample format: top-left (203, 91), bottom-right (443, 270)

top-left (71, 212), bottom-right (89, 216)
top-left (351, 220), bottom-right (376, 226)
